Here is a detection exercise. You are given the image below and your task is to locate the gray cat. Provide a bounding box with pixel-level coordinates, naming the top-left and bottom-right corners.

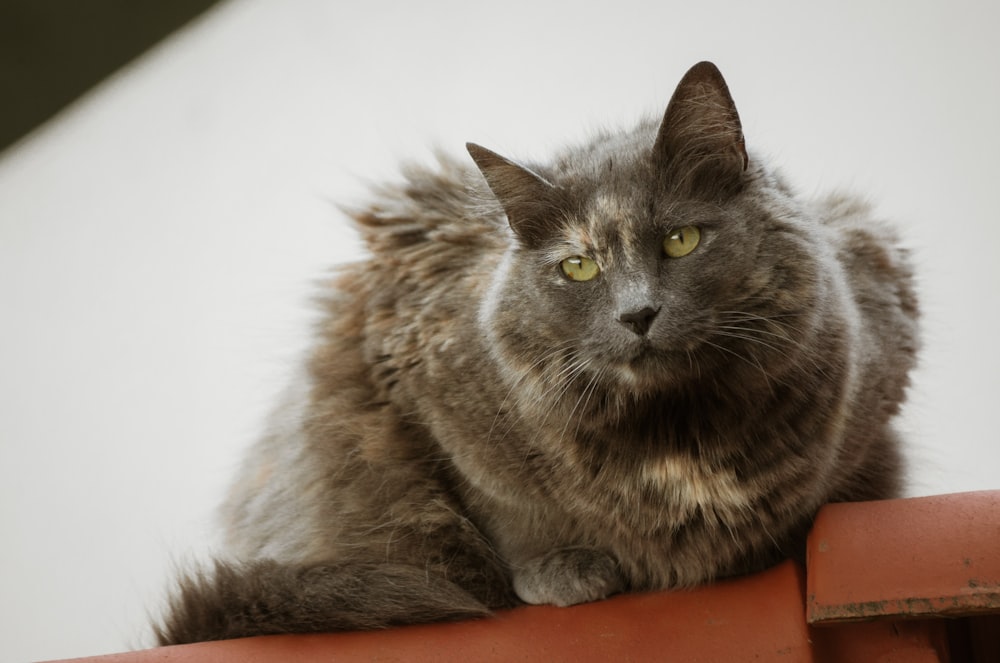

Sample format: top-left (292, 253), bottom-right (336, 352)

top-left (156, 61), bottom-right (919, 644)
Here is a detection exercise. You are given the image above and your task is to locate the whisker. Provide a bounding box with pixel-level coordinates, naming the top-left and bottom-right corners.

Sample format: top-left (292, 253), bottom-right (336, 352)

top-left (712, 309), bottom-right (832, 379)
top-left (485, 340), bottom-right (576, 447)
top-left (713, 324), bottom-right (830, 379)
top-left (563, 365), bottom-right (605, 453)
top-left (702, 338), bottom-right (776, 396)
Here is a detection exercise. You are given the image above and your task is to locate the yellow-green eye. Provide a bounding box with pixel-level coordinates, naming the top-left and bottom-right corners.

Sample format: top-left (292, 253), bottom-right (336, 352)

top-left (560, 256), bottom-right (600, 281)
top-left (663, 225), bottom-right (701, 258)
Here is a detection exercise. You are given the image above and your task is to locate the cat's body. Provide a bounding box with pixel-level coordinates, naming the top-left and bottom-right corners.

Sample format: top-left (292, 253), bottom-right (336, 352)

top-left (157, 62), bottom-right (919, 644)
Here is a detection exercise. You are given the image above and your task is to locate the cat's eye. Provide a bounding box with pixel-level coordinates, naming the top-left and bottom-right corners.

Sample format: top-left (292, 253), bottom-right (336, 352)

top-left (560, 256), bottom-right (600, 281)
top-left (663, 226), bottom-right (701, 258)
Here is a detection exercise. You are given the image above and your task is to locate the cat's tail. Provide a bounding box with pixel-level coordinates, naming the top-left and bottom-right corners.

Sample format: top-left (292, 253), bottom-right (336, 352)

top-left (155, 558), bottom-right (492, 646)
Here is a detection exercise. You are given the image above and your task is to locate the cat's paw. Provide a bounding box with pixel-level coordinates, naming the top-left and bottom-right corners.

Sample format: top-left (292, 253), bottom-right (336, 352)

top-left (512, 547), bottom-right (625, 607)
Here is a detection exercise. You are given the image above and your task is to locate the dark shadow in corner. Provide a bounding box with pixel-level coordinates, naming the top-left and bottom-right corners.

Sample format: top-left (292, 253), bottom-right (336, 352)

top-left (0, 0), bottom-right (223, 153)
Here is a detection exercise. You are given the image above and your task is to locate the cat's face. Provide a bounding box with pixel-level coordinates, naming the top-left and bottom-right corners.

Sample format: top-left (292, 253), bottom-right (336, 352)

top-left (482, 156), bottom-right (779, 394)
top-left (472, 63), bottom-right (819, 397)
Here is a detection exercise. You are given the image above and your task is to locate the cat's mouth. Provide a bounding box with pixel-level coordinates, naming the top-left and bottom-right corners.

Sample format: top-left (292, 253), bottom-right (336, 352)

top-left (605, 334), bottom-right (707, 389)
top-left (608, 344), bottom-right (675, 386)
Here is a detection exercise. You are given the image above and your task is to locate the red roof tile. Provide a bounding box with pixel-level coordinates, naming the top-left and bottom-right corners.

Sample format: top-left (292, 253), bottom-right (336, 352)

top-left (807, 490), bottom-right (1000, 623)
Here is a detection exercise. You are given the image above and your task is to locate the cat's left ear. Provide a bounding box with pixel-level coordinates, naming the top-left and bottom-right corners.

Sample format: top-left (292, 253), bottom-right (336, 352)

top-left (653, 61), bottom-right (749, 196)
top-left (467, 143), bottom-right (561, 245)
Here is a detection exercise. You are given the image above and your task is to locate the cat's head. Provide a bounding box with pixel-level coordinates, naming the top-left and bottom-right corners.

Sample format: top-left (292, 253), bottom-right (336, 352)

top-left (471, 62), bottom-right (823, 400)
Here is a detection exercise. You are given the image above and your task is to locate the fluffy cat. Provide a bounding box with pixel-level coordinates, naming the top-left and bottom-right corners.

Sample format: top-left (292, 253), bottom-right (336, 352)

top-left (156, 61), bottom-right (919, 645)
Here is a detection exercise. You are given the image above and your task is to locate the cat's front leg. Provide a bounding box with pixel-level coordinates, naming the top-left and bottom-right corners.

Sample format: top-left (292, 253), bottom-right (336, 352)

top-left (512, 546), bottom-right (626, 607)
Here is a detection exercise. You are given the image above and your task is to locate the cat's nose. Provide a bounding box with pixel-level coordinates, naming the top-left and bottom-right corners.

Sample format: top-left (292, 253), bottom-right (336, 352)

top-left (618, 306), bottom-right (660, 336)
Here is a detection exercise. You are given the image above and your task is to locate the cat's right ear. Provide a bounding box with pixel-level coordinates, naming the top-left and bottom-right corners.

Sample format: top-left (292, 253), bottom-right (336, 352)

top-left (467, 143), bottom-right (560, 245)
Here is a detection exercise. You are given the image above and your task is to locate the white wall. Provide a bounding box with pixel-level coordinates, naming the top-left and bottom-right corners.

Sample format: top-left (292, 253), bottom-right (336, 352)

top-left (1, 1), bottom-right (997, 660)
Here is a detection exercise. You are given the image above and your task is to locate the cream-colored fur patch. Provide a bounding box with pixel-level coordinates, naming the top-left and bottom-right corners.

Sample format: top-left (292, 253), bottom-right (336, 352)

top-left (641, 454), bottom-right (751, 512)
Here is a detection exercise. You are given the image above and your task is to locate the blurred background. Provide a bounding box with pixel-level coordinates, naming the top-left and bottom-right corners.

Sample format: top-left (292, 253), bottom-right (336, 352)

top-left (1, 1), bottom-right (998, 660)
